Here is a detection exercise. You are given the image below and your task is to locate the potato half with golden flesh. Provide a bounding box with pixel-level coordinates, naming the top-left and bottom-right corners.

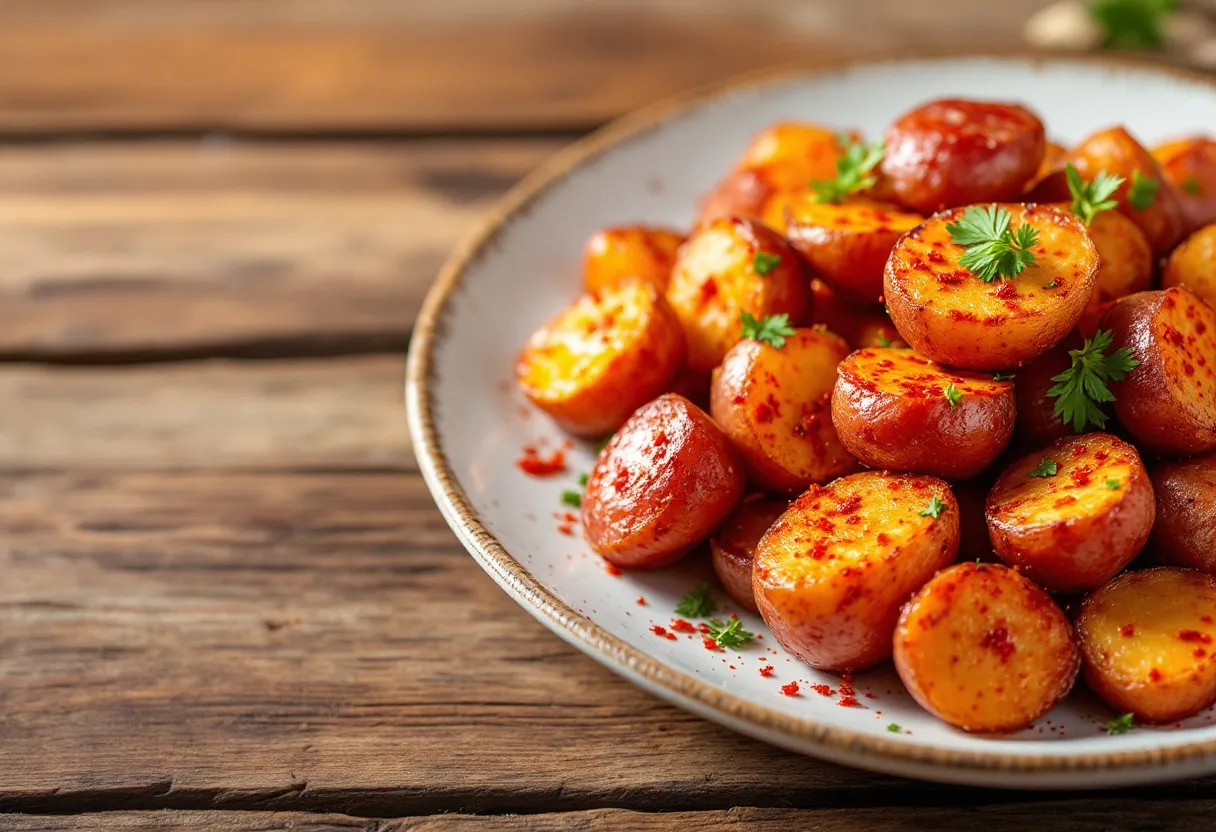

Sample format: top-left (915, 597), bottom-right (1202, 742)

top-left (517, 282), bottom-right (686, 437)
top-left (1101, 287), bottom-right (1216, 457)
top-left (582, 394), bottom-right (745, 569)
top-left (753, 471), bottom-right (959, 671)
top-left (1077, 567), bottom-right (1216, 723)
top-left (832, 347), bottom-right (1015, 479)
top-left (1163, 224), bottom-right (1216, 309)
top-left (894, 562), bottom-right (1079, 733)
top-left (1077, 210), bottom-right (1154, 337)
top-left (884, 204), bottom-right (1098, 370)
top-left (712, 328), bottom-right (858, 493)
top-left (1153, 136), bottom-right (1216, 235)
top-left (667, 217), bottom-right (811, 374)
top-left (582, 226), bottom-right (685, 294)
top-left (987, 433), bottom-right (1155, 593)
top-left (1150, 453), bottom-right (1216, 574)
top-left (711, 497), bottom-right (787, 613)
top-left (784, 197), bottom-right (922, 303)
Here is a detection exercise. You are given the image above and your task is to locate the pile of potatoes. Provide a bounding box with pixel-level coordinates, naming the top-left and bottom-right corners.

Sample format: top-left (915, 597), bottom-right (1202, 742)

top-left (516, 97), bottom-right (1216, 734)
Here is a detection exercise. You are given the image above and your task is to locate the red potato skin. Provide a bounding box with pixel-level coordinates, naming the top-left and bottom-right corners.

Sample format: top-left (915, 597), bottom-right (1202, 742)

top-left (1154, 137), bottom-right (1216, 235)
top-left (881, 99), bottom-right (1046, 214)
top-left (581, 394), bottom-right (745, 569)
top-left (710, 497), bottom-right (787, 613)
top-left (1013, 333), bottom-right (1084, 449)
top-left (1150, 453), bottom-right (1216, 574)
top-left (697, 168), bottom-right (773, 225)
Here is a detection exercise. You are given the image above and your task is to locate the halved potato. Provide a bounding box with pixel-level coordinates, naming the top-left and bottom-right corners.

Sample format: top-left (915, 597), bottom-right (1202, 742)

top-left (1076, 210), bottom-right (1154, 337)
top-left (753, 471), bottom-right (959, 671)
top-left (698, 168), bottom-right (773, 225)
top-left (711, 497), bottom-right (787, 613)
top-left (1149, 453), bottom-right (1216, 574)
top-left (582, 226), bottom-right (685, 294)
top-left (1163, 224), bottom-right (1216, 309)
top-left (517, 282), bottom-right (686, 437)
top-left (1153, 136), bottom-right (1216, 235)
top-left (582, 394), bottom-right (745, 569)
top-left (1077, 567), bottom-right (1216, 723)
top-left (832, 347), bottom-right (1015, 479)
top-left (894, 562), bottom-right (1079, 733)
top-left (667, 217), bottom-right (812, 374)
top-left (784, 197), bottom-right (922, 302)
top-left (1101, 287), bottom-right (1216, 457)
top-left (884, 204), bottom-right (1098, 370)
top-left (881, 99), bottom-right (1046, 214)
top-left (711, 328), bottom-right (858, 493)
top-left (986, 433), bottom-right (1155, 592)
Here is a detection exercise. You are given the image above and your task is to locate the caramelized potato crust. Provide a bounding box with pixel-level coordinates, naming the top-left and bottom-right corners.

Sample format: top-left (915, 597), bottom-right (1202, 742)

top-left (1077, 210), bottom-right (1154, 337)
top-left (582, 226), bottom-right (685, 294)
top-left (1153, 136), bottom-right (1216, 235)
top-left (711, 497), bottom-right (787, 613)
top-left (1163, 224), bottom-right (1216, 310)
top-left (1149, 453), bottom-right (1216, 574)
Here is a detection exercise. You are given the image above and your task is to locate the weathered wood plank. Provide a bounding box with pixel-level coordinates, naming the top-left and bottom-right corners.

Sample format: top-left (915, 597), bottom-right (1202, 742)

top-left (0, 1), bottom-right (1041, 133)
top-left (0, 358), bottom-right (410, 470)
top-left (0, 140), bottom-right (557, 359)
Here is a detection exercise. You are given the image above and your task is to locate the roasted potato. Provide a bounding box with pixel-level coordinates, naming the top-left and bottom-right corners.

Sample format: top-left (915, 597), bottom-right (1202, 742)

top-left (1025, 140), bottom-right (1067, 192)
top-left (1153, 136), bottom-right (1216, 234)
top-left (986, 433), bottom-right (1155, 593)
top-left (851, 309), bottom-right (908, 349)
top-left (832, 347), bottom-right (1015, 479)
top-left (710, 497), bottom-right (787, 613)
top-left (784, 197), bottom-right (922, 302)
top-left (517, 282), bottom-right (686, 437)
top-left (881, 99), bottom-right (1046, 214)
top-left (753, 471), bottom-right (959, 671)
top-left (712, 328), bottom-right (858, 493)
top-left (1012, 334), bottom-right (1085, 448)
top-left (698, 168), bottom-right (773, 225)
top-left (1077, 567), bottom-right (1216, 723)
top-left (1101, 286), bottom-right (1216, 457)
top-left (884, 204), bottom-right (1099, 370)
top-left (807, 278), bottom-right (866, 345)
top-left (894, 562), bottom-right (1079, 732)
top-left (582, 226), bottom-right (685, 294)
top-left (1076, 210), bottom-right (1154, 337)
top-left (1149, 452), bottom-right (1216, 574)
top-left (667, 217), bottom-right (812, 374)
top-left (582, 394), bottom-right (745, 569)
top-left (1163, 224), bottom-right (1216, 309)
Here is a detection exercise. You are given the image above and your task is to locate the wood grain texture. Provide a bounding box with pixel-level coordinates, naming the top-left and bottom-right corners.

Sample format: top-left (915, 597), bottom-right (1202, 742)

top-left (0, 140), bottom-right (557, 360)
top-left (0, 1), bottom-right (1042, 133)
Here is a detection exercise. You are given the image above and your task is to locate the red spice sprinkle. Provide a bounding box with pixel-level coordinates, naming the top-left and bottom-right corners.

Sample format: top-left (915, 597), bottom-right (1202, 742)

top-left (1120, 624), bottom-right (1135, 637)
top-left (837, 672), bottom-right (862, 707)
top-left (759, 665), bottom-right (775, 677)
top-left (994, 281), bottom-right (1017, 300)
top-left (636, 596), bottom-right (646, 606)
top-left (810, 683), bottom-right (834, 697)
top-left (980, 627), bottom-right (1016, 663)
top-left (604, 563), bottom-right (621, 577)
top-left (650, 625), bottom-right (676, 641)
top-left (698, 623), bottom-right (712, 634)
top-left (781, 682), bottom-right (800, 696)
top-left (1197, 648), bottom-right (1208, 659)
top-left (670, 618), bottom-right (697, 634)
top-left (1179, 630), bottom-right (1213, 644)
top-left (557, 523), bottom-right (574, 536)
top-left (1149, 668), bottom-right (1163, 682)
top-left (703, 637), bottom-right (721, 651)
top-left (517, 444), bottom-right (568, 477)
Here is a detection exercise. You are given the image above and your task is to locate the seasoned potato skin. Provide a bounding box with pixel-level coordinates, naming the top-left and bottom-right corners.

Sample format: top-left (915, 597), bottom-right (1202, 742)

top-left (582, 394), bottom-right (745, 569)
top-left (667, 217), bottom-right (812, 374)
top-left (710, 497), bottom-right (787, 613)
top-left (1100, 287), bottom-right (1216, 457)
top-left (753, 471), bottom-right (959, 671)
top-left (884, 204), bottom-right (1099, 370)
top-left (1149, 453), bottom-right (1216, 574)
top-left (582, 226), bottom-right (685, 294)
top-left (1076, 210), bottom-right (1154, 337)
top-left (516, 282), bottom-right (686, 437)
top-left (832, 347), bottom-right (1015, 479)
top-left (1013, 332), bottom-right (1086, 448)
top-left (698, 168), bottom-right (773, 225)
top-left (894, 562), bottom-right (1079, 733)
top-left (784, 197), bottom-right (922, 302)
top-left (1026, 140), bottom-right (1067, 192)
top-left (1077, 567), bottom-right (1216, 722)
top-left (882, 99), bottom-right (1046, 214)
top-left (987, 433), bottom-right (1155, 592)
top-left (1163, 224), bottom-right (1216, 309)
top-left (712, 328), bottom-right (858, 493)
top-left (1153, 136), bottom-right (1216, 234)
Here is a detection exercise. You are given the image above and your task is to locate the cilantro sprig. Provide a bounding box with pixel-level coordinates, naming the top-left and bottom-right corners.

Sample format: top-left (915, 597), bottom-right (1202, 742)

top-left (919, 495), bottom-right (946, 519)
top-left (1047, 329), bottom-right (1140, 432)
top-left (1066, 163), bottom-right (1124, 226)
top-left (675, 583), bottom-right (717, 618)
top-left (741, 312), bottom-right (796, 349)
top-left (946, 205), bottom-right (1039, 283)
top-left (1128, 170), bottom-right (1159, 210)
top-left (707, 617), bottom-right (755, 650)
top-left (811, 137), bottom-right (885, 204)
top-left (1107, 712), bottom-right (1135, 735)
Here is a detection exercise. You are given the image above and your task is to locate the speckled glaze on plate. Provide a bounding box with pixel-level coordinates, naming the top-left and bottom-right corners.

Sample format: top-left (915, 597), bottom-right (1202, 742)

top-left (406, 54), bottom-right (1216, 788)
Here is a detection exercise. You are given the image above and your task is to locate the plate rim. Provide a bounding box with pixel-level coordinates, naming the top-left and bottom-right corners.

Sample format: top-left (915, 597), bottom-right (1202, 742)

top-left (405, 51), bottom-right (1216, 780)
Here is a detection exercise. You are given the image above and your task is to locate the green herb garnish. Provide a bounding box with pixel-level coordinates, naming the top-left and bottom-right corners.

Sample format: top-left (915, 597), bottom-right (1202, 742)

top-left (1107, 712), bottom-right (1135, 735)
top-left (944, 383), bottom-right (963, 408)
top-left (810, 137), bottom-right (885, 204)
top-left (1066, 163), bottom-right (1124, 226)
top-left (675, 583), bottom-right (717, 618)
top-left (707, 617), bottom-right (755, 650)
top-left (561, 490), bottom-right (582, 508)
top-left (946, 205), bottom-right (1039, 283)
top-left (1128, 170), bottom-right (1159, 210)
top-left (741, 312), bottom-right (796, 349)
top-left (1047, 329), bottom-right (1140, 432)
top-left (753, 251), bottom-right (782, 275)
top-left (1091, 0), bottom-right (1176, 50)
top-left (1030, 458), bottom-right (1059, 479)
top-left (919, 495), bottom-right (946, 519)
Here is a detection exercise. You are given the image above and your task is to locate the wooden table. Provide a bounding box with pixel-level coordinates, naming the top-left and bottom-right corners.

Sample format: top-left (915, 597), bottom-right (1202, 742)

top-left (4, 3), bottom-right (1216, 829)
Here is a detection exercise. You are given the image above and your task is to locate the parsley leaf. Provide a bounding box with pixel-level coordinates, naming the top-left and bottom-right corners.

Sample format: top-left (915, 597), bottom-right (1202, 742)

top-left (561, 490), bottom-right (582, 508)
top-left (944, 383), bottom-right (963, 408)
top-left (577, 473), bottom-right (589, 487)
top-left (753, 251), bottom-right (782, 275)
top-left (1128, 170), bottom-right (1160, 210)
top-left (741, 311), bottom-right (796, 349)
top-left (1107, 712), bottom-right (1135, 735)
top-left (1091, 0), bottom-right (1176, 50)
top-left (1030, 458), bottom-right (1059, 479)
top-left (993, 372), bottom-right (1015, 382)
top-left (1106, 479), bottom-right (1121, 489)
top-left (919, 495), bottom-right (946, 519)
top-left (946, 205), bottom-right (1039, 282)
top-left (1066, 163), bottom-right (1124, 226)
top-left (1047, 329), bottom-right (1140, 432)
top-left (1044, 280), bottom-right (1060, 289)
top-left (811, 137), bottom-right (885, 204)
top-left (707, 617), bottom-right (755, 650)
top-left (887, 723), bottom-right (903, 733)
top-left (1183, 176), bottom-right (1201, 195)
top-left (675, 583), bottom-right (717, 618)
top-left (877, 335), bottom-right (892, 348)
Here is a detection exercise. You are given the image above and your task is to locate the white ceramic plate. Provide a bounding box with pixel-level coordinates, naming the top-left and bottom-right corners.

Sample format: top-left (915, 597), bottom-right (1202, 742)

top-left (406, 55), bottom-right (1216, 788)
